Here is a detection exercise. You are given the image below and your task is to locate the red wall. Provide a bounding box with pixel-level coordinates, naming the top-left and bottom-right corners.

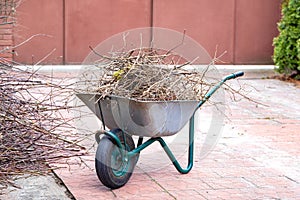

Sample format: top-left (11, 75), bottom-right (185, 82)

top-left (13, 0), bottom-right (282, 65)
top-left (64, 0), bottom-right (151, 63)
top-left (153, 0), bottom-right (281, 64)
top-left (153, 0), bottom-right (235, 63)
top-left (234, 0), bottom-right (282, 64)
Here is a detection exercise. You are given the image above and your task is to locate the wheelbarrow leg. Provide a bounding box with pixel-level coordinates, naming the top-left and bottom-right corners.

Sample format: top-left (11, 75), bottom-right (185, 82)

top-left (158, 114), bottom-right (194, 174)
top-left (127, 114), bottom-right (195, 174)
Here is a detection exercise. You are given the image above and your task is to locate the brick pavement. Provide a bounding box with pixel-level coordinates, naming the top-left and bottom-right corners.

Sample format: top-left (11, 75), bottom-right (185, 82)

top-left (53, 72), bottom-right (300, 200)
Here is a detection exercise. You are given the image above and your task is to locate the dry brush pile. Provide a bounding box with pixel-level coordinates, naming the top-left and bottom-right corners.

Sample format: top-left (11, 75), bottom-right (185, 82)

top-left (78, 47), bottom-right (219, 102)
top-left (0, 65), bottom-right (86, 189)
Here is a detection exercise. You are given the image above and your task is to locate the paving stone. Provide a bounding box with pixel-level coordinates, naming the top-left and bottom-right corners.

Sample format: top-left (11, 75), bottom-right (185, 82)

top-left (0, 174), bottom-right (72, 200)
top-left (5, 68), bottom-right (300, 199)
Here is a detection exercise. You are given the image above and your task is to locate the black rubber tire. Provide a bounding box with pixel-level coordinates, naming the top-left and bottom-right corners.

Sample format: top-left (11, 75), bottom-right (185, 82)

top-left (95, 129), bottom-right (137, 189)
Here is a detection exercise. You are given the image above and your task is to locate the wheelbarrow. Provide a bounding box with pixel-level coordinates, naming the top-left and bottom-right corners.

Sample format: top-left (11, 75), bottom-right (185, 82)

top-left (76, 71), bottom-right (244, 189)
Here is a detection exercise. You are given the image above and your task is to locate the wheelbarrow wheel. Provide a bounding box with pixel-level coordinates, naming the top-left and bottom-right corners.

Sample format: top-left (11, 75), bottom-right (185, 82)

top-left (95, 129), bottom-right (137, 189)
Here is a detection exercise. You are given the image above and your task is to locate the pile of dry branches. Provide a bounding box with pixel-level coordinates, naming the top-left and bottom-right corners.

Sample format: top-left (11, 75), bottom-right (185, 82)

top-left (0, 0), bottom-right (88, 190)
top-left (80, 47), bottom-right (216, 101)
top-left (0, 65), bottom-right (85, 188)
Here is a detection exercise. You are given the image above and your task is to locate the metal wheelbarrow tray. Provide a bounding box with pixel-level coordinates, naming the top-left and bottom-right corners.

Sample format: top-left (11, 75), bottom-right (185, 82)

top-left (76, 94), bottom-right (199, 137)
top-left (76, 71), bottom-right (244, 189)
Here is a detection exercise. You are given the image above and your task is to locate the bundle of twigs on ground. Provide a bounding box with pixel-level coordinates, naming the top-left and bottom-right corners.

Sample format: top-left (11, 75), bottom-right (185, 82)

top-left (0, 64), bottom-right (85, 189)
top-left (81, 47), bottom-right (216, 101)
